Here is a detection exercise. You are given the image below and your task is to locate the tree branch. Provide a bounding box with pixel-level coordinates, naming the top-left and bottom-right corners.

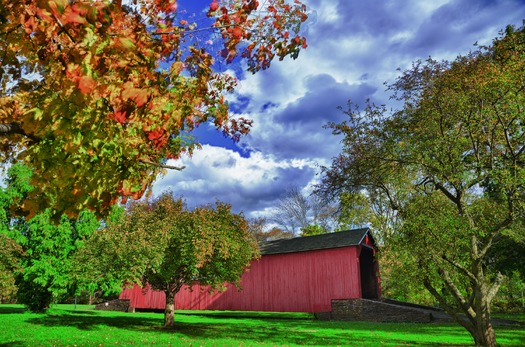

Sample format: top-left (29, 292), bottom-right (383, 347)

top-left (0, 122), bottom-right (39, 142)
top-left (438, 266), bottom-right (477, 324)
top-left (138, 158), bottom-right (185, 170)
top-left (487, 272), bottom-right (504, 304)
top-left (423, 277), bottom-right (475, 333)
top-left (441, 254), bottom-right (478, 284)
top-left (476, 217), bottom-right (511, 261)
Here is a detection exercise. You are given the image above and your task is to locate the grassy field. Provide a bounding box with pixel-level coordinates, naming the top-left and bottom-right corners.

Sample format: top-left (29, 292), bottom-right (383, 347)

top-left (0, 304), bottom-right (524, 346)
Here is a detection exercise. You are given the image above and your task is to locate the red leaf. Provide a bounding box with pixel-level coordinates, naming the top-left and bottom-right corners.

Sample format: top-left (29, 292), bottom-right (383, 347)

top-left (233, 27), bottom-right (243, 39)
top-left (109, 110), bottom-right (127, 124)
top-left (148, 129), bottom-right (163, 141)
top-left (78, 75), bottom-right (96, 94)
top-left (64, 10), bottom-right (87, 24)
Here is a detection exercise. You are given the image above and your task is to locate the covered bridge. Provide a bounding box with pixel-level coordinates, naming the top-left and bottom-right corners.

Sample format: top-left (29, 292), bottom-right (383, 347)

top-left (119, 228), bottom-right (381, 313)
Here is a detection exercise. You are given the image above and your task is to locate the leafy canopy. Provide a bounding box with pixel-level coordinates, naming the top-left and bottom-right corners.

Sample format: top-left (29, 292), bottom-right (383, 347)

top-left (319, 24), bottom-right (525, 347)
top-left (0, 0), bottom-right (308, 219)
top-left (0, 163), bottom-right (100, 311)
top-left (73, 193), bottom-right (259, 326)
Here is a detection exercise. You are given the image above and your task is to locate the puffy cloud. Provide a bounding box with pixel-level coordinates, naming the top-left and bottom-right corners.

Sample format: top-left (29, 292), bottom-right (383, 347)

top-left (153, 145), bottom-right (316, 218)
top-left (239, 74), bottom-right (376, 160)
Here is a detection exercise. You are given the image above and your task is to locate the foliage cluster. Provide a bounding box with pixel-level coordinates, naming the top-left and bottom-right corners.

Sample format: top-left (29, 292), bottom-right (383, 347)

top-left (0, 0), bottom-right (308, 219)
top-left (0, 163), bottom-right (101, 310)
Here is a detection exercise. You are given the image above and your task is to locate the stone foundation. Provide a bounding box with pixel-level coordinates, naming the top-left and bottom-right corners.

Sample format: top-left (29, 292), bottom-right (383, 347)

top-left (328, 299), bottom-right (436, 323)
top-left (95, 299), bottom-right (131, 312)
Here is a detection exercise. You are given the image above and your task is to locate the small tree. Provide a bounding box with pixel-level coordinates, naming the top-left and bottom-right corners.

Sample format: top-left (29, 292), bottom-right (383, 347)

top-left (0, 164), bottom-right (100, 311)
top-left (75, 194), bottom-right (259, 327)
top-left (0, 234), bottom-right (22, 303)
top-left (271, 187), bottom-right (337, 235)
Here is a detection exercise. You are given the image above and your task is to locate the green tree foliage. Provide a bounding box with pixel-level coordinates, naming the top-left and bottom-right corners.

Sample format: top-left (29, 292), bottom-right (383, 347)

top-left (14, 210), bottom-right (99, 312)
top-left (318, 25), bottom-right (525, 347)
top-left (0, 163), bottom-right (100, 311)
top-left (74, 193), bottom-right (259, 327)
top-left (300, 224), bottom-right (324, 236)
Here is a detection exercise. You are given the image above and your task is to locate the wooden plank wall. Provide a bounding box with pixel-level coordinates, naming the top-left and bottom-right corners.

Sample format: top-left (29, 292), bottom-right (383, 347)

top-left (120, 246), bottom-right (362, 312)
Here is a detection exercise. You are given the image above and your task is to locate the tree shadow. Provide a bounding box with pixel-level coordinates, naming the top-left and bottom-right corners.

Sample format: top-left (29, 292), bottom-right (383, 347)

top-left (175, 310), bottom-right (313, 321)
top-left (0, 307), bottom-right (26, 314)
top-left (26, 312), bottom-right (161, 331)
top-left (21, 310), bottom-right (524, 346)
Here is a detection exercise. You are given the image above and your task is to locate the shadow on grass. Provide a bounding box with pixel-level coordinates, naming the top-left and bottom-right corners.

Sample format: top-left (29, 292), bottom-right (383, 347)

top-left (0, 307), bottom-right (26, 314)
top-left (21, 310), bottom-right (488, 346)
top-left (26, 312), bottom-right (162, 332)
top-left (176, 310), bottom-right (314, 321)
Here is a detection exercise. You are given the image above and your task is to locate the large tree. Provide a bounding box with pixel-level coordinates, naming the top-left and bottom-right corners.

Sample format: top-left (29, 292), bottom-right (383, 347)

top-left (318, 25), bottom-right (525, 347)
top-left (0, 0), bottom-right (308, 219)
top-left (74, 193), bottom-right (258, 327)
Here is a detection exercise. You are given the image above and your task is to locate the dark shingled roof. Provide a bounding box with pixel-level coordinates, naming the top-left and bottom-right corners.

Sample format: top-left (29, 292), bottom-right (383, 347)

top-left (259, 228), bottom-right (372, 255)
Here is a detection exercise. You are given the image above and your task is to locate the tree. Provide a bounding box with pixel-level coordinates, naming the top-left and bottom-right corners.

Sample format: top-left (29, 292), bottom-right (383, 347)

top-left (74, 193), bottom-right (259, 327)
top-left (0, 163), bottom-right (100, 311)
top-left (318, 25), bottom-right (525, 347)
top-left (0, 234), bottom-right (22, 303)
top-left (247, 217), bottom-right (294, 241)
top-left (0, 0), bottom-right (308, 219)
top-left (271, 186), bottom-right (337, 235)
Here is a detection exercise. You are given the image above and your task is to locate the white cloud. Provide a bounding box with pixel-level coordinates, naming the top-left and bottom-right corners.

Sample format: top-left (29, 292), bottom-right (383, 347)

top-left (153, 145), bottom-right (317, 217)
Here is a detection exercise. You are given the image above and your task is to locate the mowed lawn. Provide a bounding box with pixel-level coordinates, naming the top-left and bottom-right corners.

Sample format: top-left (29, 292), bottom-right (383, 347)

top-left (0, 304), bottom-right (524, 346)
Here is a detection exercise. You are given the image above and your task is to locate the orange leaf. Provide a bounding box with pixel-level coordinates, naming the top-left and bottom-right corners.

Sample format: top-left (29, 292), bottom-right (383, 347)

top-left (65, 10), bottom-right (87, 24)
top-left (78, 75), bottom-right (96, 94)
top-left (122, 85), bottom-right (149, 106)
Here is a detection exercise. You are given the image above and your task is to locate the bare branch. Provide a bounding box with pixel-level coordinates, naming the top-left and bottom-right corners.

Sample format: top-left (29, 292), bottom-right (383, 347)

top-left (439, 267), bottom-right (477, 324)
top-left (423, 277), bottom-right (475, 334)
top-left (476, 217), bottom-right (512, 261)
top-left (487, 272), bottom-right (504, 304)
top-left (138, 159), bottom-right (185, 171)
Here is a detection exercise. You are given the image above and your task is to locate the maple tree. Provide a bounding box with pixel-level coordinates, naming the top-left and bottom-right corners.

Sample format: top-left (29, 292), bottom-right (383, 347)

top-left (73, 193), bottom-right (258, 327)
top-left (318, 25), bottom-right (525, 347)
top-left (0, 0), bottom-right (308, 219)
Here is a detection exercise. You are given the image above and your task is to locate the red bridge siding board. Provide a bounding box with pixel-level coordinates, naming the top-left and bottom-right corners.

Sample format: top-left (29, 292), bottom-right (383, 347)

top-left (119, 245), bottom-right (362, 312)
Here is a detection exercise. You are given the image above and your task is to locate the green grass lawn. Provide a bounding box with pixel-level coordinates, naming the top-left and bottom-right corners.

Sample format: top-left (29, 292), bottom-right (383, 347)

top-left (0, 304), bottom-right (523, 346)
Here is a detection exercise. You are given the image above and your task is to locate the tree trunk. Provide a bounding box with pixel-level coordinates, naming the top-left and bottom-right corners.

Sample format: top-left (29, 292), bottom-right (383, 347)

top-left (471, 319), bottom-right (497, 347)
top-left (470, 292), bottom-right (498, 347)
top-left (164, 290), bottom-right (176, 328)
top-left (424, 275), bottom-right (499, 347)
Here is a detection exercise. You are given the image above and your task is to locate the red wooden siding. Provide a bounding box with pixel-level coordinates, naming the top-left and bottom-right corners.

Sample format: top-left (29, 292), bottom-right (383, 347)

top-left (120, 245), bottom-right (363, 312)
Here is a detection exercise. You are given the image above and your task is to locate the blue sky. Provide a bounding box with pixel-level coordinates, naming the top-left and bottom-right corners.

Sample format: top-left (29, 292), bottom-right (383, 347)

top-left (153, 0), bottom-right (525, 223)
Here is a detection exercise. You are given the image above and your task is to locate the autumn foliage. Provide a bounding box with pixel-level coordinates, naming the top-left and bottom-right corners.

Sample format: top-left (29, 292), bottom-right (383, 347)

top-left (0, 0), bottom-right (308, 218)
